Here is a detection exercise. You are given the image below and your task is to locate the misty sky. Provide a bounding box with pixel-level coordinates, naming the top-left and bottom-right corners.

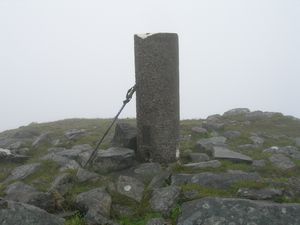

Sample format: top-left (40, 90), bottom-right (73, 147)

top-left (0, 0), bottom-right (299, 132)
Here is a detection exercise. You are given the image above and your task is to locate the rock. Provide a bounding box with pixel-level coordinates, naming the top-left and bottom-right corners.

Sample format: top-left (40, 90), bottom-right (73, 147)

top-left (177, 197), bottom-right (300, 225)
top-left (8, 141), bottom-right (24, 150)
top-left (55, 144), bottom-right (93, 161)
top-left (76, 168), bottom-right (99, 183)
top-left (111, 122), bottom-right (137, 150)
top-left (0, 198), bottom-right (65, 225)
top-left (250, 135), bottom-right (264, 145)
top-left (13, 129), bottom-right (39, 139)
top-left (148, 170), bottom-right (172, 190)
top-left (269, 154), bottom-right (296, 170)
top-left (4, 182), bottom-right (55, 212)
top-left (223, 108), bottom-right (250, 116)
top-left (252, 160), bottom-right (266, 167)
top-left (49, 173), bottom-right (74, 195)
top-left (134, 163), bottom-right (162, 181)
top-left (191, 127), bottom-right (208, 135)
top-left (0, 148), bottom-right (29, 163)
top-left (172, 171), bottom-right (260, 189)
top-left (12, 147), bottom-right (30, 155)
top-left (116, 176), bottom-right (145, 202)
top-left (237, 188), bottom-right (283, 200)
top-left (263, 146), bottom-right (300, 160)
top-left (196, 136), bottom-right (227, 155)
top-left (213, 146), bottom-right (253, 163)
top-left (146, 218), bottom-right (166, 225)
top-left (111, 204), bottom-right (135, 218)
top-left (91, 147), bottom-right (135, 173)
top-left (4, 163), bottom-right (41, 183)
top-left (64, 129), bottom-right (86, 140)
top-left (295, 137), bottom-right (300, 147)
top-left (245, 110), bottom-right (282, 121)
top-left (32, 132), bottom-right (52, 148)
top-left (41, 153), bottom-right (80, 171)
top-left (150, 186), bottom-right (181, 216)
top-left (238, 144), bottom-right (259, 150)
top-left (223, 130), bottom-right (241, 139)
top-left (202, 121), bottom-right (225, 131)
top-left (75, 188), bottom-right (112, 224)
top-left (188, 153), bottom-right (210, 162)
top-left (182, 160), bottom-right (221, 169)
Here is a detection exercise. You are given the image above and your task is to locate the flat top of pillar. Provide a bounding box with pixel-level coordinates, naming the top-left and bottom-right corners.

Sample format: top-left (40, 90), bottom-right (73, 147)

top-left (135, 33), bottom-right (178, 39)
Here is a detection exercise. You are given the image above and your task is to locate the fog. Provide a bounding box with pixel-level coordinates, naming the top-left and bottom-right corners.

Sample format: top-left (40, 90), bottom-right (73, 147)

top-left (0, 0), bottom-right (299, 132)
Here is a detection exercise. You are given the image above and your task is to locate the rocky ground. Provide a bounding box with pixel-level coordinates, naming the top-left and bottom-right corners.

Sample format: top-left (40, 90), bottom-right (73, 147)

top-left (1, 108), bottom-right (300, 225)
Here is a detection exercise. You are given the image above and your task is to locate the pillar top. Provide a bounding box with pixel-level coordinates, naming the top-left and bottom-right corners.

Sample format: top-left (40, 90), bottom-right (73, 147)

top-left (135, 33), bottom-right (178, 39)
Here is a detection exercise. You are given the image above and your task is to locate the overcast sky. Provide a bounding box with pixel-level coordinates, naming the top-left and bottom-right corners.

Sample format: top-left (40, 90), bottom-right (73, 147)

top-left (0, 0), bottom-right (299, 132)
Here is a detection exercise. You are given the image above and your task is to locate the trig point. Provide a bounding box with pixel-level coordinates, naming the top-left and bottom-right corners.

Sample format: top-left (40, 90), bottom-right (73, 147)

top-left (134, 33), bottom-right (180, 163)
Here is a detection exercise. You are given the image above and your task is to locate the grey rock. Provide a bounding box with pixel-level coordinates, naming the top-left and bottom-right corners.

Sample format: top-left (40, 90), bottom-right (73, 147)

top-left (223, 130), bottom-right (241, 139)
top-left (213, 146), bottom-right (253, 163)
top-left (196, 136), bottom-right (227, 155)
top-left (237, 188), bottom-right (283, 200)
top-left (146, 218), bottom-right (166, 225)
top-left (150, 186), bottom-right (181, 216)
top-left (49, 173), bottom-right (74, 195)
top-left (5, 182), bottom-right (55, 212)
top-left (191, 127), bottom-right (208, 135)
top-left (177, 197), bottom-right (300, 225)
top-left (172, 171), bottom-right (260, 189)
top-left (0, 148), bottom-right (29, 163)
top-left (12, 147), bottom-right (30, 155)
top-left (269, 154), bottom-right (296, 170)
top-left (0, 198), bottom-right (65, 225)
top-left (148, 170), bottom-right (172, 190)
top-left (5, 163), bottom-right (41, 183)
top-left (252, 160), bottom-right (266, 167)
top-left (263, 146), bottom-right (300, 160)
top-left (134, 163), bottom-right (162, 181)
top-left (91, 147), bottom-right (135, 173)
top-left (75, 188), bottom-right (112, 224)
top-left (223, 108), bottom-right (250, 116)
top-left (182, 160), bottom-right (221, 169)
top-left (56, 144), bottom-right (93, 161)
top-left (76, 168), bottom-right (99, 183)
top-left (41, 153), bottom-right (80, 171)
top-left (111, 122), bottom-right (137, 150)
top-left (250, 135), bottom-right (264, 145)
top-left (111, 204), bottom-right (135, 218)
top-left (116, 175), bottom-right (145, 202)
top-left (188, 152), bottom-right (210, 162)
top-left (13, 128), bottom-right (39, 139)
top-left (238, 144), bottom-right (259, 150)
top-left (246, 110), bottom-right (282, 121)
top-left (295, 137), bottom-right (300, 147)
top-left (32, 132), bottom-right (52, 148)
top-left (8, 141), bottom-right (24, 150)
top-left (202, 121), bottom-right (225, 131)
top-left (64, 129), bottom-right (86, 140)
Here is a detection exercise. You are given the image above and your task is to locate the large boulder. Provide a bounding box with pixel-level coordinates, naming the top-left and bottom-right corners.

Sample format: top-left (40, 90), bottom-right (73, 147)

top-left (32, 132), bottom-right (52, 148)
top-left (223, 130), bottom-right (241, 139)
top-left (116, 176), bottom-right (145, 202)
top-left (172, 171), bottom-right (260, 189)
top-left (91, 147), bottom-right (135, 173)
top-left (111, 122), bottom-right (137, 150)
top-left (41, 153), bottom-right (80, 171)
top-left (64, 129), bottom-right (86, 140)
top-left (269, 154), bottom-right (296, 170)
top-left (4, 163), bottom-right (41, 183)
top-left (75, 188), bottom-right (113, 225)
top-left (49, 173), bottom-right (75, 196)
top-left (0, 148), bottom-right (29, 163)
top-left (223, 108), bottom-right (250, 116)
top-left (263, 146), bottom-right (300, 160)
top-left (134, 163), bottom-right (162, 182)
top-left (150, 185), bottom-right (181, 216)
top-left (196, 137), bottom-right (227, 155)
top-left (0, 198), bottom-right (64, 225)
top-left (177, 197), bottom-right (300, 225)
top-left (76, 168), bottom-right (99, 183)
top-left (213, 146), bottom-right (253, 163)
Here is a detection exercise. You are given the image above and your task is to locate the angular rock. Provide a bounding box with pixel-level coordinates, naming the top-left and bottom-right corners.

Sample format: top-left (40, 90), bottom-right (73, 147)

top-left (49, 173), bottom-right (74, 195)
top-left (191, 127), bottom-right (208, 135)
top-left (0, 198), bottom-right (65, 225)
top-left (172, 171), bottom-right (260, 189)
top-left (182, 160), bottom-right (221, 169)
top-left (146, 218), bottom-right (166, 225)
top-left (269, 154), bottom-right (296, 170)
top-left (4, 182), bottom-right (55, 212)
top-left (91, 147), bottom-right (135, 173)
top-left (196, 136), bottom-right (227, 155)
top-left (250, 136), bottom-right (264, 145)
top-left (263, 146), bottom-right (300, 160)
top-left (111, 204), bottom-right (135, 218)
top-left (223, 108), bottom-right (250, 116)
top-left (76, 168), bottom-right (99, 183)
top-left (177, 197), bottom-right (300, 225)
top-left (237, 188), bottom-right (283, 200)
top-left (148, 170), bottom-right (172, 190)
top-left (32, 132), bottom-right (52, 148)
top-left (202, 121), bottom-right (225, 131)
top-left (75, 188), bottom-right (112, 224)
top-left (188, 153), bottom-right (210, 162)
top-left (0, 148), bottom-right (29, 163)
top-left (5, 163), bottom-right (41, 183)
top-left (8, 141), bottom-right (24, 150)
top-left (252, 160), bottom-right (266, 167)
top-left (150, 186), bottom-right (181, 216)
top-left (64, 129), bottom-right (86, 140)
top-left (213, 146), bottom-right (253, 163)
top-left (134, 163), bottom-right (162, 181)
top-left (41, 153), bottom-right (80, 171)
top-left (223, 130), bottom-right (241, 139)
top-left (116, 176), bottom-right (145, 202)
top-left (111, 122), bottom-right (137, 150)
top-left (55, 144), bottom-right (93, 161)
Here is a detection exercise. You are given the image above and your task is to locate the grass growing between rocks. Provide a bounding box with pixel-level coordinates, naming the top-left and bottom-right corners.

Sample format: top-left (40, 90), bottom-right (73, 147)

top-left (64, 214), bottom-right (86, 225)
top-left (118, 212), bottom-right (162, 225)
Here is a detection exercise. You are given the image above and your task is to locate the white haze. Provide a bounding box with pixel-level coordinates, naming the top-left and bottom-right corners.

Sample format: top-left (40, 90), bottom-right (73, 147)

top-left (0, 0), bottom-right (299, 132)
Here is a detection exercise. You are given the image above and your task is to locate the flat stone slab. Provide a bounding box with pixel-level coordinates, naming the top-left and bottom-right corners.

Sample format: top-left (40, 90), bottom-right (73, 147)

top-left (116, 175), bottom-right (145, 202)
top-left (0, 199), bottom-right (64, 225)
top-left (4, 163), bottom-right (41, 183)
top-left (237, 188), bottom-right (283, 200)
top-left (172, 171), bottom-right (260, 189)
top-left (196, 137), bottom-right (227, 155)
top-left (177, 197), bottom-right (300, 225)
top-left (182, 160), bottom-right (221, 169)
top-left (213, 146), bottom-right (253, 163)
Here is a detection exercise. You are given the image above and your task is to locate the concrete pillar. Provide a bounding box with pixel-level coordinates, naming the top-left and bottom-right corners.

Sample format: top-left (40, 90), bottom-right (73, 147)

top-left (134, 33), bottom-right (180, 163)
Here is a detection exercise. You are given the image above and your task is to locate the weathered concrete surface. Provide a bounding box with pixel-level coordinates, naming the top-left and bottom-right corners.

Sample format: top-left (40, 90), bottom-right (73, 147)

top-left (134, 33), bottom-right (179, 163)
